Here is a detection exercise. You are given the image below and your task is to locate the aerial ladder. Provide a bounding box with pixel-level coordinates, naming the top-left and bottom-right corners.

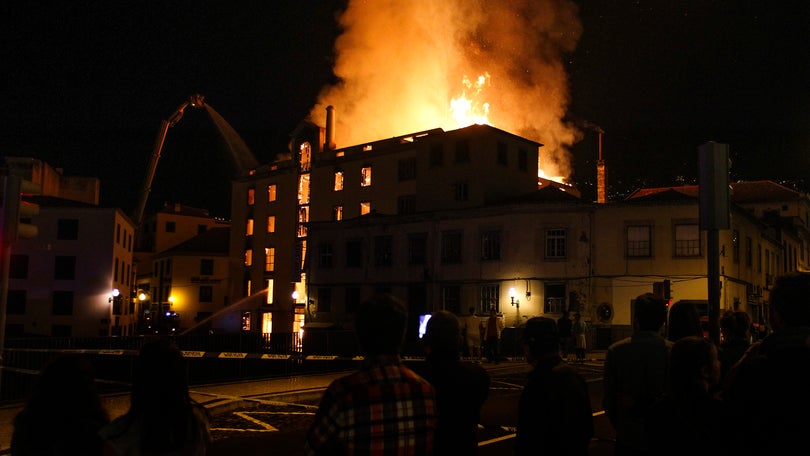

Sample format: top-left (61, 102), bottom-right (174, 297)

top-left (132, 93), bottom-right (206, 229)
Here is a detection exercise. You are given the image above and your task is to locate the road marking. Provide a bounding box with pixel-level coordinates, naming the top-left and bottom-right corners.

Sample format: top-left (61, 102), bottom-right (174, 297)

top-left (211, 411), bottom-right (316, 432)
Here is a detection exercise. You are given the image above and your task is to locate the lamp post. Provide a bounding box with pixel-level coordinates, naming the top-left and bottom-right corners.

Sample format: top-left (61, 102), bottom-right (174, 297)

top-left (509, 287), bottom-right (520, 327)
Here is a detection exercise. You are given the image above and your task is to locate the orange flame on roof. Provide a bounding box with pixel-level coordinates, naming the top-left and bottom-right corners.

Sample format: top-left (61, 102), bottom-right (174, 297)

top-left (450, 73), bottom-right (491, 128)
top-left (308, 0), bottom-right (583, 182)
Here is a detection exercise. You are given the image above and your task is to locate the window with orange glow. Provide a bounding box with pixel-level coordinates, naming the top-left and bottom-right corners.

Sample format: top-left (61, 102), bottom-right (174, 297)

top-left (298, 174), bottom-right (310, 204)
top-left (334, 171), bottom-right (344, 191)
top-left (360, 201), bottom-right (371, 215)
top-left (246, 218), bottom-right (254, 236)
top-left (333, 205), bottom-right (343, 221)
top-left (268, 184), bottom-right (277, 202)
top-left (361, 167), bottom-right (372, 187)
top-left (267, 216), bottom-right (275, 233)
top-left (265, 247), bottom-right (275, 272)
top-left (245, 249), bottom-right (253, 266)
top-left (247, 188), bottom-right (255, 205)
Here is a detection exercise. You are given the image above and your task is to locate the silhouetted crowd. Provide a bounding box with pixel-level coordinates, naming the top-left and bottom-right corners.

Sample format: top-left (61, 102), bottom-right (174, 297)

top-left (11, 272), bottom-right (810, 455)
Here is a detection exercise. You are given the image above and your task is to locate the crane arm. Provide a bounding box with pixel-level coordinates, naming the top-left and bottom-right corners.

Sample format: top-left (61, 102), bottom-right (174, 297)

top-left (132, 95), bottom-right (205, 228)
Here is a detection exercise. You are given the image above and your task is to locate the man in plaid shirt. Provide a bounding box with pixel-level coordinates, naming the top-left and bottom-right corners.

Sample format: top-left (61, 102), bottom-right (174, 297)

top-left (305, 293), bottom-right (437, 455)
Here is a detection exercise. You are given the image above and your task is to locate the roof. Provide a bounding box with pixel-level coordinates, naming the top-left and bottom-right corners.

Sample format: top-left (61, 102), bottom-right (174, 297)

top-left (625, 180), bottom-right (807, 204)
top-left (728, 180), bottom-right (805, 203)
top-left (156, 203), bottom-right (212, 218)
top-left (157, 227), bottom-right (230, 257)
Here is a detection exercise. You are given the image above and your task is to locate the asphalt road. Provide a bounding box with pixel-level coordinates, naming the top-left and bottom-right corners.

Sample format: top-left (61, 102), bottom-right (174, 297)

top-left (206, 359), bottom-right (615, 455)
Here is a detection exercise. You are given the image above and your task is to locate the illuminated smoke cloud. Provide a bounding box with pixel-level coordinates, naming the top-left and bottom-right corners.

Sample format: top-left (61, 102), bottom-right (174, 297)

top-left (309, 0), bottom-right (583, 180)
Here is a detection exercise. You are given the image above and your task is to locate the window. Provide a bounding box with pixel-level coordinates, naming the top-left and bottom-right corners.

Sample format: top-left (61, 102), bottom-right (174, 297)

top-left (442, 285), bottom-right (461, 314)
top-left (200, 259), bottom-right (214, 275)
top-left (481, 230), bottom-right (502, 261)
top-left (54, 256), bottom-right (76, 280)
top-left (626, 225), bottom-right (651, 257)
top-left (297, 207), bottom-right (309, 237)
top-left (9, 255), bottom-right (28, 279)
top-left (545, 229), bottom-right (567, 259)
top-left (345, 287), bottom-right (361, 314)
top-left (334, 171), bottom-right (344, 191)
top-left (245, 249), bottom-right (253, 266)
top-left (430, 143), bottom-right (444, 167)
top-left (346, 239), bottom-right (363, 267)
top-left (116, 224), bottom-right (121, 243)
top-left (497, 141), bottom-right (508, 165)
top-left (267, 184), bottom-right (277, 202)
top-left (52, 325), bottom-right (72, 337)
top-left (518, 148), bottom-right (528, 171)
top-left (319, 242), bottom-right (333, 268)
top-left (732, 230), bottom-right (740, 263)
top-left (674, 224), bottom-right (701, 257)
top-left (745, 236), bottom-right (753, 266)
top-left (360, 201), bottom-right (371, 215)
top-left (267, 216), bottom-right (276, 233)
top-left (455, 139), bottom-right (470, 163)
top-left (165, 221), bottom-right (176, 233)
top-left (441, 231), bottom-right (462, 263)
top-left (544, 284), bottom-right (566, 313)
top-left (56, 219), bottom-right (79, 240)
top-left (247, 187), bottom-right (255, 205)
top-left (298, 174), bottom-right (310, 204)
top-left (453, 181), bottom-right (469, 201)
top-left (480, 284), bottom-right (500, 312)
top-left (398, 157), bottom-right (417, 181)
top-left (374, 236), bottom-right (393, 266)
top-left (246, 218), bottom-right (254, 236)
top-left (7, 290), bottom-right (25, 314)
top-left (52, 291), bottom-right (74, 315)
top-left (361, 166), bottom-right (372, 187)
top-left (317, 288), bottom-right (332, 313)
top-left (757, 243), bottom-right (762, 272)
top-left (264, 247), bottom-right (275, 272)
top-left (114, 258), bottom-right (119, 281)
top-left (199, 286), bottom-right (213, 303)
top-left (333, 205), bottom-right (343, 221)
top-left (408, 233), bottom-right (427, 265)
top-left (398, 195), bottom-right (415, 215)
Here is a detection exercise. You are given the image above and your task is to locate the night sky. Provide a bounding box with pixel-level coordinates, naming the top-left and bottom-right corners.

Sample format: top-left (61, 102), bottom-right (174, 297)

top-left (3, 1), bottom-right (808, 218)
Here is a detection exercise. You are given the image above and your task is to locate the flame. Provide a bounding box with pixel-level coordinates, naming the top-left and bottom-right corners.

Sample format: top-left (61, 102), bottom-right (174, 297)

top-left (449, 73), bottom-right (491, 128)
top-left (308, 0), bottom-right (583, 183)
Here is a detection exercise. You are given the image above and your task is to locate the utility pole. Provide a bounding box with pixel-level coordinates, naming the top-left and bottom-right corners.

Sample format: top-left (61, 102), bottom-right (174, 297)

top-left (699, 142), bottom-right (730, 346)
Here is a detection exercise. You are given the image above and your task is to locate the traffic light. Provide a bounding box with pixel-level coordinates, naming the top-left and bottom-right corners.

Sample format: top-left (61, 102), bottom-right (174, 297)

top-left (2, 175), bottom-right (41, 242)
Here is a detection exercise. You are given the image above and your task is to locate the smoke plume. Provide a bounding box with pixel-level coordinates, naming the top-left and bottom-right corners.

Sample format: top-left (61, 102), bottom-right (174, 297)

top-left (308, 0), bottom-right (583, 180)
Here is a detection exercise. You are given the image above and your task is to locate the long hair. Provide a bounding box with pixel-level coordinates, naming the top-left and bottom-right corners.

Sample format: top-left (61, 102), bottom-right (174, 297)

top-left (126, 339), bottom-right (208, 453)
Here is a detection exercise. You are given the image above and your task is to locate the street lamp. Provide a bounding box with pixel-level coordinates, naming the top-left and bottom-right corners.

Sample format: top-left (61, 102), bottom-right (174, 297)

top-left (108, 288), bottom-right (120, 303)
top-left (509, 287), bottom-right (520, 327)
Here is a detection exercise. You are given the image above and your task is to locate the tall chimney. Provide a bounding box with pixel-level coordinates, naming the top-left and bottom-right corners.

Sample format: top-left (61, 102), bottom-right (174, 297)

top-left (325, 105), bottom-right (336, 151)
top-left (597, 131), bottom-right (607, 203)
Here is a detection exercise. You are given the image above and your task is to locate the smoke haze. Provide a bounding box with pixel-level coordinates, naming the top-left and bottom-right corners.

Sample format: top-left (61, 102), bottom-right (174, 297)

top-left (308, 0), bottom-right (583, 179)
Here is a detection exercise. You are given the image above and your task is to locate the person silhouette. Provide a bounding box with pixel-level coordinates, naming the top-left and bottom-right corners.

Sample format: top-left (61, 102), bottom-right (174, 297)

top-left (724, 272), bottom-right (810, 455)
top-left (665, 300), bottom-right (703, 342)
top-left (647, 336), bottom-right (735, 456)
top-left (557, 310), bottom-right (573, 360)
top-left (602, 293), bottom-right (672, 456)
top-left (413, 310), bottom-right (490, 455)
top-left (516, 317), bottom-right (593, 455)
top-left (305, 293), bottom-right (437, 455)
top-left (462, 306), bottom-right (483, 361)
top-left (12, 354), bottom-right (110, 455)
top-left (99, 339), bottom-right (211, 455)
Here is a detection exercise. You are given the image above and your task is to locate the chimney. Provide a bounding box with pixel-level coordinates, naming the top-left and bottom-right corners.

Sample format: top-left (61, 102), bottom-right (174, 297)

top-left (325, 105), bottom-right (336, 151)
top-left (597, 131), bottom-right (607, 204)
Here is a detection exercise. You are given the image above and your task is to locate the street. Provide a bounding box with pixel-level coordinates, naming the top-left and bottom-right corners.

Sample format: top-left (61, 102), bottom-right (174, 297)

top-left (205, 358), bottom-right (615, 455)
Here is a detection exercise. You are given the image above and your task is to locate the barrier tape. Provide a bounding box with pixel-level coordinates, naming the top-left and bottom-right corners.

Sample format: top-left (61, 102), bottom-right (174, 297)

top-left (3, 347), bottom-right (426, 362)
